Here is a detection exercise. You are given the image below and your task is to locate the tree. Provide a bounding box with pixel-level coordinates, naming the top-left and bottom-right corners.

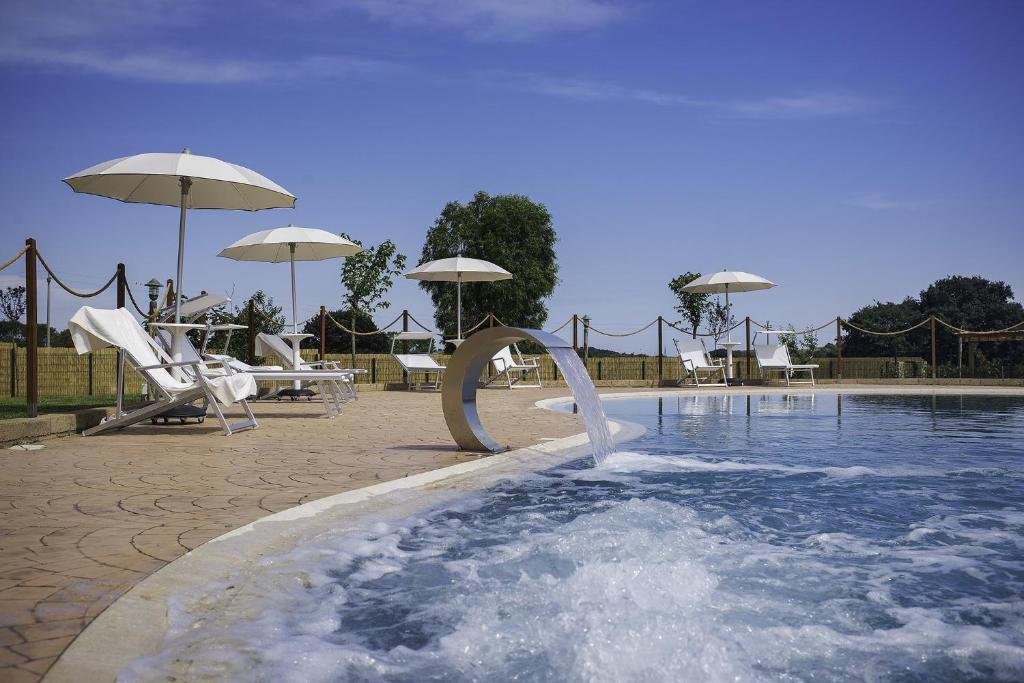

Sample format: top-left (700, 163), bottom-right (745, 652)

top-left (705, 298), bottom-right (734, 349)
top-left (842, 298), bottom-right (926, 362)
top-left (339, 236), bottom-right (406, 366)
top-left (0, 286), bottom-right (26, 342)
top-left (919, 276), bottom-right (1024, 366)
top-left (302, 307), bottom-right (391, 354)
top-left (419, 191), bottom-right (558, 337)
top-left (669, 272), bottom-right (708, 339)
top-left (207, 290), bottom-right (285, 361)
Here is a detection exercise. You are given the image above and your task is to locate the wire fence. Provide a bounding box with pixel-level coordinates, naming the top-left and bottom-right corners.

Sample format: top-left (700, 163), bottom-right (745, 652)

top-left (2, 236), bottom-right (1023, 418)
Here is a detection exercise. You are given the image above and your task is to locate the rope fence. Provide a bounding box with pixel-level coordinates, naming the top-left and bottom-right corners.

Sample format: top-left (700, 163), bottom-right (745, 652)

top-left (4, 235), bottom-right (1024, 418)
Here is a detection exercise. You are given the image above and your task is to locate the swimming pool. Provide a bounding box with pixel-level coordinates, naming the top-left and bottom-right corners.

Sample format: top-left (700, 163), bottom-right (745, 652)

top-left (124, 393), bottom-right (1024, 682)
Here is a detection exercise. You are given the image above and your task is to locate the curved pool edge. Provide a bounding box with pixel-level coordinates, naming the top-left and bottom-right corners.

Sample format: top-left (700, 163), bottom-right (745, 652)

top-left (43, 401), bottom-right (646, 683)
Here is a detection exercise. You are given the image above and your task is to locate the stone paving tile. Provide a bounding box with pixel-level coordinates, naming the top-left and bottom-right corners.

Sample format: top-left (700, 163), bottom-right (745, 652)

top-left (0, 388), bottom-right (588, 681)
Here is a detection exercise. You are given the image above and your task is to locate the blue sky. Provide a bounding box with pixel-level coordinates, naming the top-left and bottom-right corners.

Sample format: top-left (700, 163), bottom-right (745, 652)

top-left (1, 0), bottom-right (1021, 352)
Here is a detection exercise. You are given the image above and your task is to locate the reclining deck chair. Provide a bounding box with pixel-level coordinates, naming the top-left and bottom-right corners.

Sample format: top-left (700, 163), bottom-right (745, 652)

top-left (161, 330), bottom-right (351, 418)
top-left (69, 307), bottom-right (258, 436)
top-left (255, 333), bottom-right (362, 401)
top-left (486, 344), bottom-right (542, 389)
top-left (754, 343), bottom-right (819, 386)
top-left (673, 338), bottom-right (727, 387)
top-left (391, 332), bottom-right (446, 390)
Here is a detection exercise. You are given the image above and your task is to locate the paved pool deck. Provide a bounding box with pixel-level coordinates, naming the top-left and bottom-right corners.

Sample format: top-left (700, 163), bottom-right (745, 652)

top-left (2, 384), bottom-right (1023, 682)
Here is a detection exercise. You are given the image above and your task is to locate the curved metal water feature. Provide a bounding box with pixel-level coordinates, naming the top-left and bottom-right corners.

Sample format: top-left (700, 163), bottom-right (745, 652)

top-left (442, 326), bottom-right (614, 462)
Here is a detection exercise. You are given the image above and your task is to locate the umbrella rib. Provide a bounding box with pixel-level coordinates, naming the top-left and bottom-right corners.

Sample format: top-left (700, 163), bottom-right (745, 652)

top-left (122, 175), bottom-right (153, 203)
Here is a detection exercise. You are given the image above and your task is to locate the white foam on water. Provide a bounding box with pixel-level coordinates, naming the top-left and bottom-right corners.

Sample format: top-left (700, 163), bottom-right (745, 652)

top-left (123, 495), bottom-right (1024, 682)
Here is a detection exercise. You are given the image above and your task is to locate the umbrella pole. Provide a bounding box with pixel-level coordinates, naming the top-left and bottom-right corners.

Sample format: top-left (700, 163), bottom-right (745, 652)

top-left (725, 286), bottom-right (731, 343)
top-left (174, 177), bottom-right (192, 323)
top-left (290, 243), bottom-right (298, 334)
top-left (457, 273), bottom-right (462, 340)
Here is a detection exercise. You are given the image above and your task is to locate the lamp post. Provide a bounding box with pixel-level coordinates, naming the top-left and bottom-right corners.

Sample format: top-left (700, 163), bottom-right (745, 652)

top-left (145, 278), bottom-right (162, 320)
top-left (582, 314), bottom-right (591, 364)
top-left (45, 275), bottom-right (51, 347)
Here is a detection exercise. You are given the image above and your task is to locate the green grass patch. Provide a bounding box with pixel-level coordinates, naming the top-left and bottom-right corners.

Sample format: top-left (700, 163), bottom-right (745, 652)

top-left (0, 395), bottom-right (145, 420)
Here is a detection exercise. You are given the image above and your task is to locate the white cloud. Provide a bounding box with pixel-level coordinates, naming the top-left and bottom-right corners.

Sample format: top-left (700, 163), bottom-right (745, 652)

top-left (485, 72), bottom-right (885, 120)
top-left (329, 0), bottom-right (621, 40)
top-left (0, 0), bottom-right (398, 84)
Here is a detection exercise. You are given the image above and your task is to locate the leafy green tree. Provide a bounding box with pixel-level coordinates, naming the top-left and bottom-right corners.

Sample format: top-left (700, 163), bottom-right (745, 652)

top-left (302, 307), bottom-right (391, 354)
top-left (842, 298), bottom-right (926, 362)
top-left (206, 290), bottom-right (285, 362)
top-left (339, 236), bottom-right (406, 366)
top-left (919, 276), bottom-right (1024, 365)
top-left (418, 191), bottom-right (558, 337)
top-left (0, 286), bottom-right (26, 342)
top-left (705, 298), bottom-right (734, 348)
top-left (669, 272), bottom-right (708, 339)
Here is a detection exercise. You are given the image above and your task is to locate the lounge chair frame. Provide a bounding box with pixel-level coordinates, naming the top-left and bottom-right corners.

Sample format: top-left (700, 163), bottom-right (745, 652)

top-left (85, 332), bottom-right (258, 437)
top-left (673, 338), bottom-right (727, 388)
top-left (255, 333), bottom-right (361, 402)
top-left (754, 343), bottom-right (818, 386)
top-left (391, 332), bottom-right (446, 390)
top-left (485, 344), bottom-right (542, 389)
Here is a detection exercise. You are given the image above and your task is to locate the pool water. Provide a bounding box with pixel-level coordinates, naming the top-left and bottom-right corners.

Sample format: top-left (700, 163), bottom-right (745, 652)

top-left (126, 393), bottom-right (1024, 682)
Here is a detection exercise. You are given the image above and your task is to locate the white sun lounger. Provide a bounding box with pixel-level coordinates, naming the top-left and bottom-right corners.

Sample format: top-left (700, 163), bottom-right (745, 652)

top-left (486, 344), bottom-right (542, 389)
top-left (69, 307), bottom-right (259, 436)
top-left (391, 332), bottom-right (446, 390)
top-left (754, 343), bottom-right (818, 386)
top-left (673, 338), bottom-right (727, 387)
top-left (255, 333), bottom-right (362, 401)
top-left (162, 331), bottom-right (350, 418)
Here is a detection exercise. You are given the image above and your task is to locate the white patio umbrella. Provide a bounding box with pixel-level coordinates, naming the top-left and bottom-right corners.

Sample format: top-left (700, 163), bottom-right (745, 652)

top-left (681, 270), bottom-right (776, 342)
top-left (64, 149), bottom-right (295, 322)
top-left (405, 256), bottom-right (512, 340)
top-left (217, 226), bottom-right (362, 332)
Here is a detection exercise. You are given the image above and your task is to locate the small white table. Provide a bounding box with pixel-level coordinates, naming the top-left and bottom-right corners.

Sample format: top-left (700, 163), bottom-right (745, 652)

top-left (721, 341), bottom-right (741, 381)
top-left (280, 332), bottom-right (313, 391)
top-left (149, 322), bottom-right (205, 380)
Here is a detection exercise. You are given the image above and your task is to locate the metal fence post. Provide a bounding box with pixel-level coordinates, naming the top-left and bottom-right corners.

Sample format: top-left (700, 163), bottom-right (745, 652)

top-left (657, 315), bottom-right (664, 384)
top-left (318, 306), bottom-right (326, 361)
top-left (247, 299), bottom-right (256, 363)
top-left (25, 238), bottom-right (38, 417)
top-left (836, 317), bottom-right (843, 381)
top-left (930, 315), bottom-right (937, 379)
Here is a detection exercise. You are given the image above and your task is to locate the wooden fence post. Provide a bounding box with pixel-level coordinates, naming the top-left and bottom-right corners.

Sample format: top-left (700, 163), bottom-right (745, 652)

top-left (488, 313), bottom-right (494, 328)
top-left (247, 299), bottom-right (256, 363)
top-left (318, 306), bottom-right (326, 361)
top-left (745, 316), bottom-right (751, 380)
top-left (572, 314), bottom-right (579, 352)
top-left (115, 263), bottom-right (126, 404)
top-left (657, 315), bottom-right (664, 385)
top-left (930, 315), bottom-right (937, 379)
top-left (836, 317), bottom-right (843, 381)
top-left (116, 263), bottom-right (126, 308)
top-left (25, 238), bottom-right (38, 417)
top-left (9, 346), bottom-right (15, 397)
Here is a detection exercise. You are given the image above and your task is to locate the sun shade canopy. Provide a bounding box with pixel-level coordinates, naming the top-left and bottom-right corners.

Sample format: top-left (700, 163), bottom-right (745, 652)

top-left (63, 151), bottom-right (295, 210)
top-left (217, 226), bottom-right (362, 262)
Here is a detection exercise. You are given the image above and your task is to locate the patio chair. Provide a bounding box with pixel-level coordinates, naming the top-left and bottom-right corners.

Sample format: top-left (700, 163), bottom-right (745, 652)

top-left (255, 333), bottom-right (362, 401)
top-left (391, 332), bottom-right (446, 390)
top-left (485, 344), bottom-right (542, 389)
top-left (68, 307), bottom-right (258, 436)
top-left (159, 330), bottom-right (350, 418)
top-left (673, 338), bottom-right (727, 387)
top-left (754, 343), bottom-right (818, 386)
